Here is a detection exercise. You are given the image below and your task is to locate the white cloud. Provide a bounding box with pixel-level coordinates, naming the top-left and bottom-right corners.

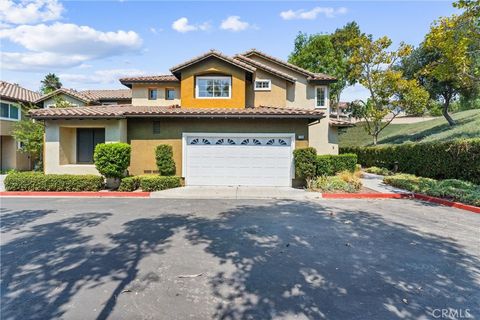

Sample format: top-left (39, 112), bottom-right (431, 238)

top-left (60, 69), bottom-right (147, 84)
top-left (0, 0), bottom-right (64, 25)
top-left (280, 7), bottom-right (347, 20)
top-left (220, 16), bottom-right (250, 32)
top-left (0, 22), bottom-right (142, 71)
top-left (149, 27), bottom-right (163, 34)
top-left (171, 17), bottom-right (210, 33)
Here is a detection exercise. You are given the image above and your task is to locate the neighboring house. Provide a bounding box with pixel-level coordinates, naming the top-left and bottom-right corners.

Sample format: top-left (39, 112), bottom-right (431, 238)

top-left (35, 88), bottom-right (132, 108)
top-left (30, 49), bottom-right (352, 187)
top-left (0, 81), bottom-right (41, 171)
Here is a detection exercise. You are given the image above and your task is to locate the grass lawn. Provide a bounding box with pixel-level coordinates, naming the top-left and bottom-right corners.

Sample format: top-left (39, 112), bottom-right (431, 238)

top-left (339, 109), bottom-right (480, 147)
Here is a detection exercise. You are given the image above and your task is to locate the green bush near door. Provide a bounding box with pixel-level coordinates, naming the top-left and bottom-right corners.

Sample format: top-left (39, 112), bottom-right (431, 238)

top-left (155, 145), bottom-right (176, 176)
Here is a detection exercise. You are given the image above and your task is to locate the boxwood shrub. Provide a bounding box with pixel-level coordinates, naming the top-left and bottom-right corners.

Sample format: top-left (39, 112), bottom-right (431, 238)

top-left (316, 154), bottom-right (357, 176)
top-left (4, 172), bottom-right (104, 191)
top-left (341, 139), bottom-right (480, 184)
top-left (118, 176), bottom-right (141, 192)
top-left (139, 175), bottom-right (181, 192)
top-left (293, 147), bottom-right (317, 183)
top-left (155, 144), bottom-right (176, 176)
top-left (94, 143), bottom-right (131, 179)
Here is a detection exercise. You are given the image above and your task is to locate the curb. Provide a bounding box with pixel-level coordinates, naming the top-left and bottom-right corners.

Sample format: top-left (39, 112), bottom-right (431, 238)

top-left (0, 191), bottom-right (151, 198)
top-left (322, 193), bottom-right (411, 199)
top-left (413, 193), bottom-right (480, 214)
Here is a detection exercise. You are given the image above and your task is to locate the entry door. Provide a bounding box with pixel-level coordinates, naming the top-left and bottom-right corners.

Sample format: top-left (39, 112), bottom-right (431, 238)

top-left (184, 135), bottom-right (294, 187)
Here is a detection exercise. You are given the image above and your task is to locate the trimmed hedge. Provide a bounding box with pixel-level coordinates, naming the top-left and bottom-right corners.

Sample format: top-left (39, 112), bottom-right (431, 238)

top-left (316, 154), bottom-right (357, 176)
top-left (293, 147), bottom-right (317, 181)
top-left (139, 175), bottom-right (181, 192)
top-left (4, 172), bottom-right (104, 191)
top-left (155, 145), bottom-right (176, 176)
top-left (384, 174), bottom-right (480, 207)
top-left (342, 139), bottom-right (480, 184)
top-left (118, 176), bottom-right (141, 192)
top-left (94, 143), bottom-right (131, 179)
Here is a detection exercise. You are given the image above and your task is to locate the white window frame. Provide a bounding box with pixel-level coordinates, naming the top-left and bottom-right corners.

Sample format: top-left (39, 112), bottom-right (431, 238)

top-left (315, 86), bottom-right (328, 109)
top-left (0, 102), bottom-right (20, 121)
top-left (254, 79), bottom-right (271, 91)
top-left (195, 76), bottom-right (232, 99)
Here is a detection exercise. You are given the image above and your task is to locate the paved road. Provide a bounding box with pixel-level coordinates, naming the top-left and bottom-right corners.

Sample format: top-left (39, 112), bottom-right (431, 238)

top-left (1, 198), bottom-right (479, 320)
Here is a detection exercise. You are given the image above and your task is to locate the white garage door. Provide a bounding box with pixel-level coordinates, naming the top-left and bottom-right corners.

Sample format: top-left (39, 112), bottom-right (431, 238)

top-left (184, 134), bottom-right (294, 187)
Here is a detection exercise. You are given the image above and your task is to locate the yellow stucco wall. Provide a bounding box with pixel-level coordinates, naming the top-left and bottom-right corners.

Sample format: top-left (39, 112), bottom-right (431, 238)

top-left (180, 58), bottom-right (247, 108)
top-left (131, 83), bottom-right (181, 106)
top-left (252, 69), bottom-right (287, 107)
top-left (127, 118), bottom-right (309, 176)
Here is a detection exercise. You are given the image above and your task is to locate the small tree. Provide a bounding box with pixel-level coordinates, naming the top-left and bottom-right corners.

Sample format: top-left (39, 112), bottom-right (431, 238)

top-left (293, 147), bottom-right (317, 188)
top-left (40, 73), bottom-right (62, 94)
top-left (155, 144), bottom-right (176, 176)
top-left (11, 119), bottom-right (44, 170)
top-left (94, 143), bottom-right (131, 188)
top-left (348, 35), bottom-right (430, 144)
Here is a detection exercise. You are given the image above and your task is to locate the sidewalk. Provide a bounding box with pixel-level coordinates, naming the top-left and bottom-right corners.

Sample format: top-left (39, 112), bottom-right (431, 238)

top-left (360, 172), bottom-right (409, 194)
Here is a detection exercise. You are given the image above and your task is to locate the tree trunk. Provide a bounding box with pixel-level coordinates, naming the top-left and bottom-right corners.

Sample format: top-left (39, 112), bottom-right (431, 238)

top-left (372, 134), bottom-right (378, 145)
top-left (442, 98), bottom-right (456, 126)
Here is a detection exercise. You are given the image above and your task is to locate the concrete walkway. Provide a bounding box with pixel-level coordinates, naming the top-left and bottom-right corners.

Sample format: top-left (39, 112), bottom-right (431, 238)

top-left (361, 172), bottom-right (409, 194)
top-left (151, 186), bottom-right (322, 200)
top-left (0, 174), bottom-right (6, 192)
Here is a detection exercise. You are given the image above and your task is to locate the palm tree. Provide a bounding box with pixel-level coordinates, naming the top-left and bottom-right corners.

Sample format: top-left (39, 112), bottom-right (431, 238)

top-left (40, 73), bottom-right (62, 94)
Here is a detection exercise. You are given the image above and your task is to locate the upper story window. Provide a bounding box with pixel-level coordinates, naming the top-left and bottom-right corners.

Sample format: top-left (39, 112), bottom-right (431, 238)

top-left (1, 102), bottom-right (20, 121)
top-left (165, 88), bottom-right (176, 100)
top-left (254, 80), bottom-right (271, 91)
top-left (148, 89), bottom-right (158, 100)
top-left (196, 76), bottom-right (231, 99)
top-left (315, 86), bottom-right (328, 108)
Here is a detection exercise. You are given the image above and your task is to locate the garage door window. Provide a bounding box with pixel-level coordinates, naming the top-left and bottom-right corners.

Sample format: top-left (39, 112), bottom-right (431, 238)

top-left (187, 137), bottom-right (291, 146)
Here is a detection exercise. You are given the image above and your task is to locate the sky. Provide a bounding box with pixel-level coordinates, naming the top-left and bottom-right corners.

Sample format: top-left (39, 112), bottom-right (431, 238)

top-left (0, 0), bottom-right (459, 101)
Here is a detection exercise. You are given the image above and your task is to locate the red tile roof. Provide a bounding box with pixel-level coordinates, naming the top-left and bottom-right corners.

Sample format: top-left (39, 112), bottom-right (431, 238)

top-left (329, 118), bottom-right (354, 127)
top-left (234, 55), bottom-right (297, 82)
top-left (242, 49), bottom-right (336, 81)
top-left (119, 75), bottom-right (179, 85)
top-left (170, 50), bottom-right (256, 74)
top-left (80, 89), bottom-right (131, 100)
top-left (29, 104), bottom-right (325, 120)
top-left (0, 81), bottom-right (41, 103)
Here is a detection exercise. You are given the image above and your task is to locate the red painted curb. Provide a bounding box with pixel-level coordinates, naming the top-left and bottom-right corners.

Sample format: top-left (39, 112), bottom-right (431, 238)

top-left (413, 194), bottom-right (480, 214)
top-left (0, 191), bottom-right (151, 198)
top-left (322, 193), bottom-right (411, 199)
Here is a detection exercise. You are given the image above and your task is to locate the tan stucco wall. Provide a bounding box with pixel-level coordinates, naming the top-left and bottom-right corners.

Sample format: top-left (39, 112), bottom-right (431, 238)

top-left (0, 120), bottom-right (15, 136)
top-left (180, 57), bottom-right (247, 108)
top-left (0, 136), bottom-right (30, 171)
top-left (44, 119), bottom-right (127, 175)
top-left (252, 69), bottom-right (287, 107)
top-left (308, 118), bottom-right (338, 155)
top-left (127, 118), bottom-right (309, 176)
top-left (131, 83), bottom-right (181, 106)
top-left (43, 94), bottom-right (86, 108)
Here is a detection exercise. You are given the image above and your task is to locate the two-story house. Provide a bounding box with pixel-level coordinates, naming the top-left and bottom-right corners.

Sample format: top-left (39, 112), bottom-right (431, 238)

top-left (1, 81), bottom-right (41, 171)
top-left (30, 49), bottom-right (350, 187)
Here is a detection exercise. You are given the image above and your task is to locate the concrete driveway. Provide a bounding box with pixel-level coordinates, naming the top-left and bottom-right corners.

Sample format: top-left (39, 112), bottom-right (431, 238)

top-left (1, 198), bottom-right (479, 320)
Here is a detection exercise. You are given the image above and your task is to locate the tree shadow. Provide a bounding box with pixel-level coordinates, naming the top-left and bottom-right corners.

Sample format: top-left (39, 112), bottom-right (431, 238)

top-left (1, 201), bottom-right (479, 319)
top-left (0, 208), bottom-right (55, 232)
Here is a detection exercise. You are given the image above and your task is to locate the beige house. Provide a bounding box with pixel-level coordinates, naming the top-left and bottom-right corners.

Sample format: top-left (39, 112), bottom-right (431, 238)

top-left (35, 88), bottom-right (132, 108)
top-left (0, 81), bottom-right (42, 171)
top-left (31, 49), bottom-right (351, 187)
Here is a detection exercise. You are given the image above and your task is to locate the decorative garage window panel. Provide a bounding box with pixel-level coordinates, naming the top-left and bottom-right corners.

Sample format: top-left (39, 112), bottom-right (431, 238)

top-left (187, 137), bottom-right (291, 146)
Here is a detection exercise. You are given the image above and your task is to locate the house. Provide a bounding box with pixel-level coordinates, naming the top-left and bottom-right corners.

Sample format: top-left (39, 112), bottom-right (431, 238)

top-left (0, 81), bottom-right (41, 171)
top-left (35, 88), bottom-right (132, 108)
top-left (30, 49), bottom-right (352, 187)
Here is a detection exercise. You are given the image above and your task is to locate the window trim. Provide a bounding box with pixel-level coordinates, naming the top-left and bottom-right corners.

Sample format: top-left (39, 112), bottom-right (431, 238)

top-left (165, 88), bottom-right (176, 100)
top-left (0, 102), bottom-right (20, 121)
top-left (195, 76), bottom-right (232, 99)
top-left (315, 86), bottom-right (328, 109)
top-left (254, 79), bottom-right (272, 91)
top-left (148, 88), bottom-right (158, 100)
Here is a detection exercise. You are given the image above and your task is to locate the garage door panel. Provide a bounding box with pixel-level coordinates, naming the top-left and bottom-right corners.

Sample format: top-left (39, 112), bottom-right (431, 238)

top-left (185, 135), bottom-right (293, 187)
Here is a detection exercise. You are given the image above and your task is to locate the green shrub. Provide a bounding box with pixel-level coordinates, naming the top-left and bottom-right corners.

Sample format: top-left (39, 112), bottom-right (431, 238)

top-left (155, 145), bottom-right (176, 176)
top-left (383, 174), bottom-right (480, 206)
top-left (139, 175), bottom-right (181, 192)
top-left (94, 143), bottom-right (131, 179)
top-left (4, 172), bottom-right (104, 191)
top-left (293, 147), bottom-right (317, 185)
top-left (364, 166), bottom-right (393, 176)
top-left (118, 176), bottom-right (141, 192)
top-left (342, 139), bottom-right (480, 184)
top-left (316, 154), bottom-right (357, 176)
top-left (313, 171), bottom-right (362, 193)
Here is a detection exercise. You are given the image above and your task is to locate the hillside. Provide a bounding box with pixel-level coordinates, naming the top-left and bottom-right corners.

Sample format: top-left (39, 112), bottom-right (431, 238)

top-left (339, 109), bottom-right (480, 147)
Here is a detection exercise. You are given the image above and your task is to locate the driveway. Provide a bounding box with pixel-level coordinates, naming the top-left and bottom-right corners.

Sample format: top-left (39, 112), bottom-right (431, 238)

top-left (1, 198), bottom-right (479, 320)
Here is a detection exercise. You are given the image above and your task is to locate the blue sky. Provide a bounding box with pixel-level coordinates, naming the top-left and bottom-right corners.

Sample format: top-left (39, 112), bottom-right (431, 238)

top-left (0, 0), bottom-right (458, 101)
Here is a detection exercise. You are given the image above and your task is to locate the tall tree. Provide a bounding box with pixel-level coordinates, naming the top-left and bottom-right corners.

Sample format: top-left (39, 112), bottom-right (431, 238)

top-left (40, 73), bottom-right (62, 94)
top-left (288, 22), bottom-right (363, 117)
top-left (348, 35), bottom-right (430, 144)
